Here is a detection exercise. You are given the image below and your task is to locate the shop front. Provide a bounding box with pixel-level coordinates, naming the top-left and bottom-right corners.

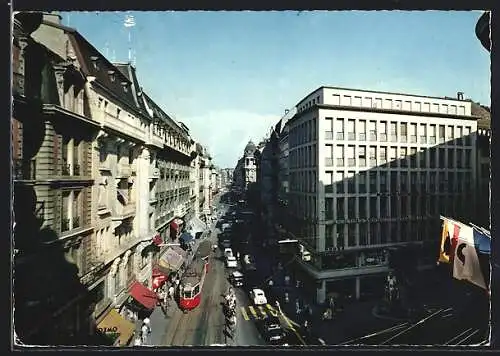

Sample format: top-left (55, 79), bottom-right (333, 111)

top-left (96, 309), bottom-right (135, 347)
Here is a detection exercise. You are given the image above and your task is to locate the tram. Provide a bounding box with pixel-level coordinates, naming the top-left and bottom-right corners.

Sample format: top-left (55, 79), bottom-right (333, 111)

top-left (179, 257), bottom-right (208, 311)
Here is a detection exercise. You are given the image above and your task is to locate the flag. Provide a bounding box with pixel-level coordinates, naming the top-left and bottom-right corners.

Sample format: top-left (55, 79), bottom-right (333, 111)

top-left (452, 224), bottom-right (488, 290)
top-left (438, 216), bottom-right (462, 264)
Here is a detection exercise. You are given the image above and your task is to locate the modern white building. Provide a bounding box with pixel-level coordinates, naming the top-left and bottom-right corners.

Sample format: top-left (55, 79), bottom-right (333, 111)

top-left (286, 86), bottom-right (478, 304)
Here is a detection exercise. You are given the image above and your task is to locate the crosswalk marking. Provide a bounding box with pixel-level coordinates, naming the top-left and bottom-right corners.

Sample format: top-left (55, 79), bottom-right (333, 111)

top-left (258, 305), bottom-right (267, 317)
top-left (240, 307), bottom-right (250, 321)
top-left (266, 304), bottom-right (279, 317)
top-left (248, 305), bottom-right (258, 318)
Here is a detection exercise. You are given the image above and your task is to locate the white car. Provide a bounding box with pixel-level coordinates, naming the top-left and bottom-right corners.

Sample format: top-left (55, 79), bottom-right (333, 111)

top-left (224, 248), bottom-right (233, 258)
top-left (226, 256), bottom-right (238, 268)
top-left (250, 288), bottom-right (268, 305)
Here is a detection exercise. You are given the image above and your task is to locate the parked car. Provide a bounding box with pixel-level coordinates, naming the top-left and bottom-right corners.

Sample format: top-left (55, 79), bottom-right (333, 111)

top-left (242, 254), bottom-right (257, 271)
top-left (226, 255), bottom-right (238, 268)
top-left (250, 288), bottom-right (267, 305)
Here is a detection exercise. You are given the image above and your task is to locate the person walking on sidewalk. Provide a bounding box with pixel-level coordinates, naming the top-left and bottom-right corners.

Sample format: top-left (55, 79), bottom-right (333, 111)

top-left (169, 285), bottom-right (175, 300)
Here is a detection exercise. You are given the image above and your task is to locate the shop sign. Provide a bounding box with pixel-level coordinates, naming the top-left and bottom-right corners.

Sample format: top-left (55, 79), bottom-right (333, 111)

top-left (98, 326), bottom-right (119, 333)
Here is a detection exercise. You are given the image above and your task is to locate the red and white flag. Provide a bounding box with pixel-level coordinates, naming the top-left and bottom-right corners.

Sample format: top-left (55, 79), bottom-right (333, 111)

top-left (452, 224), bottom-right (487, 290)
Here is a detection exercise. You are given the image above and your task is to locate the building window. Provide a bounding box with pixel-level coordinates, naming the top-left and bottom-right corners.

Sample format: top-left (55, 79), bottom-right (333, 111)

top-left (402, 101), bottom-right (411, 111)
top-left (447, 125), bottom-right (454, 141)
top-left (369, 146), bottom-right (377, 167)
top-left (336, 226), bottom-right (345, 249)
top-left (370, 197), bottom-right (378, 218)
top-left (389, 147), bottom-right (397, 168)
top-left (410, 123), bottom-right (417, 143)
top-left (380, 121), bottom-right (387, 142)
top-left (325, 117), bottom-right (333, 140)
top-left (429, 124), bottom-right (437, 144)
top-left (420, 124), bottom-right (427, 144)
top-left (359, 224), bottom-right (368, 245)
top-left (347, 145), bottom-right (355, 167)
top-left (336, 118), bottom-right (344, 140)
top-left (400, 172), bottom-right (408, 192)
top-left (383, 99), bottom-right (392, 109)
top-left (358, 120), bottom-right (367, 141)
top-left (353, 96), bottom-right (362, 106)
top-left (448, 149), bottom-right (455, 168)
top-left (336, 198), bottom-right (345, 220)
top-left (414, 102), bottom-right (422, 111)
top-left (359, 197), bottom-right (367, 218)
top-left (400, 147), bottom-right (408, 168)
top-left (347, 171), bottom-right (355, 193)
top-left (465, 150), bottom-right (471, 168)
top-left (358, 172), bottom-right (367, 193)
top-left (369, 121), bottom-right (377, 141)
top-left (400, 122), bottom-right (407, 143)
top-left (358, 146), bottom-right (366, 167)
top-left (325, 224), bottom-right (334, 249)
top-left (348, 198), bottom-right (356, 218)
top-left (347, 119), bottom-right (356, 140)
top-left (61, 189), bottom-right (84, 232)
top-left (410, 147), bottom-right (417, 168)
top-left (419, 149), bottom-right (427, 168)
top-left (336, 145), bottom-right (344, 166)
top-left (429, 147), bottom-right (436, 168)
top-left (348, 224), bottom-right (356, 246)
top-left (369, 171), bottom-right (377, 193)
top-left (464, 126), bottom-right (471, 145)
top-left (335, 171), bottom-right (345, 194)
top-left (325, 198), bottom-right (333, 219)
top-left (390, 122), bottom-right (397, 142)
top-left (379, 147), bottom-right (387, 165)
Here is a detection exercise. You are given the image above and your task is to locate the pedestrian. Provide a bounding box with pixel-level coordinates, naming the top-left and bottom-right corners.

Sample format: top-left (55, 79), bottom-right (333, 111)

top-left (296, 280), bottom-right (301, 288)
top-left (275, 300), bottom-right (281, 313)
top-left (284, 292), bottom-right (289, 303)
top-left (141, 324), bottom-right (149, 344)
top-left (169, 285), bottom-right (175, 300)
top-left (284, 275), bottom-right (290, 286)
top-left (295, 299), bottom-right (301, 315)
top-left (134, 335), bottom-right (142, 346)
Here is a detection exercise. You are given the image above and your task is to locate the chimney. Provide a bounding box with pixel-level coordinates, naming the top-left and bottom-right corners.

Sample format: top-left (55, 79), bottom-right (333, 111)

top-left (284, 109), bottom-right (290, 115)
top-left (42, 12), bottom-right (62, 25)
top-left (457, 92), bottom-right (464, 101)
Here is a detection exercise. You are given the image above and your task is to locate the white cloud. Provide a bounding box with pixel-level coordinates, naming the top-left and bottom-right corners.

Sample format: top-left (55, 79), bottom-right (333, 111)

top-left (179, 110), bottom-right (281, 168)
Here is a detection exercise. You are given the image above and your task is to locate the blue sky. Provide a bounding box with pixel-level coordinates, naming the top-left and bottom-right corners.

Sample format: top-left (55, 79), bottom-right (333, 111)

top-left (61, 11), bottom-right (490, 168)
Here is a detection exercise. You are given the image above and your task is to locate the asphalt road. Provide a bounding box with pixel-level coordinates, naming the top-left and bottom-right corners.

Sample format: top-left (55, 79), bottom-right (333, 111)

top-left (158, 200), bottom-right (266, 346)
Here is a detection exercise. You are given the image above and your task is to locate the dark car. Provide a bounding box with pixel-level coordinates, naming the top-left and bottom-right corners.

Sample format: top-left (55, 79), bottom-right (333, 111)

top-left (256, 316), bottom-right (286, 344)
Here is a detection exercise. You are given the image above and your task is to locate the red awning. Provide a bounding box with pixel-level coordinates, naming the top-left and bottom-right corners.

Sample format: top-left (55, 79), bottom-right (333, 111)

top-left (152, 234), bottom-right (163, 246)
top-left (170, 220), bottom-right (179, 231)
top-left (129, 281), bottom-right (158, 310)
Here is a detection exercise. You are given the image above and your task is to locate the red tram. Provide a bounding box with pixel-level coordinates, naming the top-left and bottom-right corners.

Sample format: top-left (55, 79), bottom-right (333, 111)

top-left (179, 258), bottom-right (208, 311)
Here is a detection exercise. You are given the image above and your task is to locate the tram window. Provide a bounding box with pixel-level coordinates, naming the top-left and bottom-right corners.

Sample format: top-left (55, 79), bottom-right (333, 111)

top-left (194, 285), bottom-right (200, 295)
top-left (183, 289), bottom-right (192, 299)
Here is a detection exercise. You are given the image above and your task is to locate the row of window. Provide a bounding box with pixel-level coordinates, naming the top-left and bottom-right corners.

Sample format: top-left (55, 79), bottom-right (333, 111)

top-left (324, 119), bottom-right (473, 146)
top-left (323, 145), bottom-right (473, 169)
top-left (325, 219), bottom-right (437, 249)
top-left (323, 170), bottom-right (472, 194)
top-left (329, 94), bottom-right (467, 115)
top-left (324, 194), bottom-right (472, 220)
top-left (289, 118), bottom-right (317, 147)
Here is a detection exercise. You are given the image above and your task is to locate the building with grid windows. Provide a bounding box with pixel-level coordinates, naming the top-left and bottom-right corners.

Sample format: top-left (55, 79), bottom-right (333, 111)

top-left (285, 86), bottom-right (479, 304)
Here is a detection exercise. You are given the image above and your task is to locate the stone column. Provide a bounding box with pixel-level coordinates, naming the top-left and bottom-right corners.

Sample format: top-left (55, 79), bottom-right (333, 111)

top-left (316, 280), bottom-right (326, 305)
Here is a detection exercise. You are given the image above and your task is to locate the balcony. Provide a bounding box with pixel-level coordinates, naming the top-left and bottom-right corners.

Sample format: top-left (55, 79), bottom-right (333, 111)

top-left (13, 159), bottom-right (36, 181)
top-left (116, 164), bottom-right (131, 178)
top-left (114, 202), bottom-right (136, 219)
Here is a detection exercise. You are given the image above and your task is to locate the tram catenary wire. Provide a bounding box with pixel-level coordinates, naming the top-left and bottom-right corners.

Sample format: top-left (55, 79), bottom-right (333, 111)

top-left (443, 328), bottom-right (473, 345)
top-left (339, 322), bottom-right (409, 345)
top-left (378, 308), bottom-right (447, 345)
